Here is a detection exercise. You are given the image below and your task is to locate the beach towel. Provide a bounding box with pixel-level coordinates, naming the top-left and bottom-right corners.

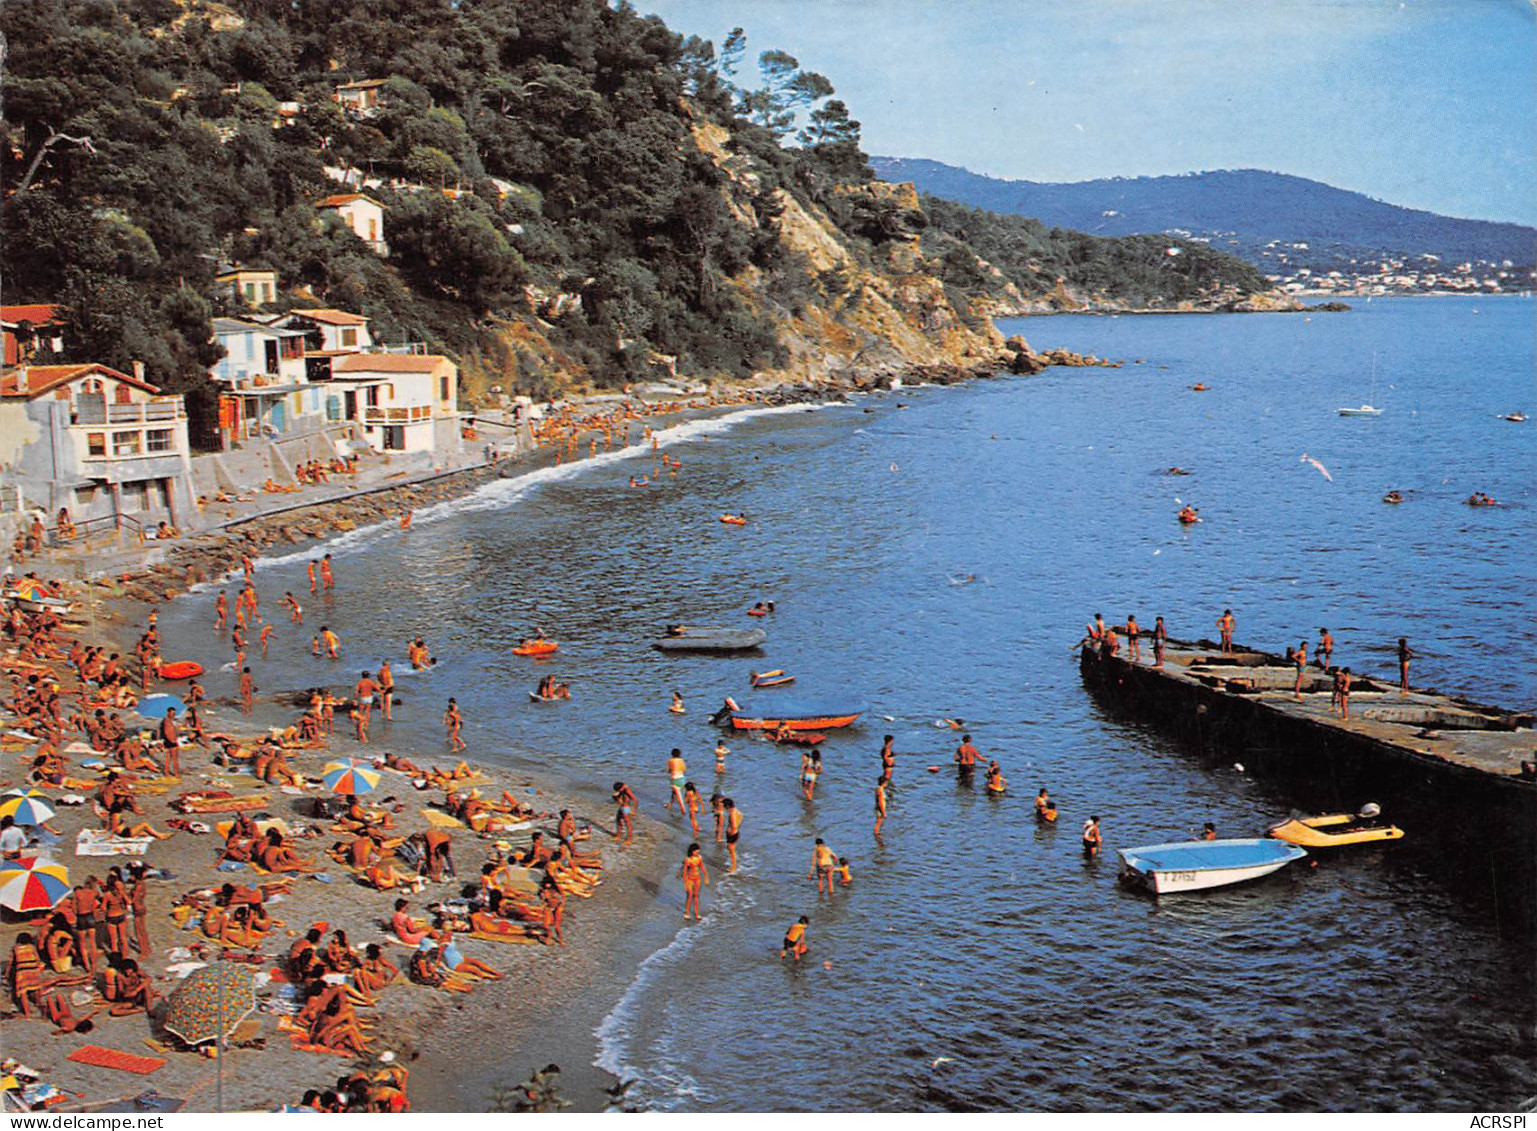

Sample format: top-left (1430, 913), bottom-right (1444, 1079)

top-left (63, 742), bottom-right (96, 757)
top-left (468, 929), bottom-right (545, 946)
top-left (172, 793), bottom-right (269, 814)
top-left (75, 829), bottom-right (154, 857)
top-left (66, 1047), bottom-right (166, 1075)
top-left (420, 809), bottom-right (463, 830)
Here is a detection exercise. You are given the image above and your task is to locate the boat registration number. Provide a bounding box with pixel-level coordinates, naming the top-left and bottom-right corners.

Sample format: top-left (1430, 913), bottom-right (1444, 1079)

top-left (1163, 871), bottom-right (1198, 883)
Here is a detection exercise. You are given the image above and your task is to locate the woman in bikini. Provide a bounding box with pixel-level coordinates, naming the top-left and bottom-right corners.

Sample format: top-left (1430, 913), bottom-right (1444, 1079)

top-left (680, 842), bottom-right (709, 921)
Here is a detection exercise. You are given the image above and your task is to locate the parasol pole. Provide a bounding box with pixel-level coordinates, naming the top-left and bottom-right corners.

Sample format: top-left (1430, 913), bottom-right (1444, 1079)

top-left (216, 964), bottom-right (224, 1113)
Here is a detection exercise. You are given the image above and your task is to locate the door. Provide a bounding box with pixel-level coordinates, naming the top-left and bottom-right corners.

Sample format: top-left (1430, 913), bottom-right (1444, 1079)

top-left (270, 399), bottom-right (286, 433)
top-left (384, 426), bottom-right (405, 451)
top-left (344, 390), bottom-right (357, 420)
top-left (265, 339), bottom-right (279, 374)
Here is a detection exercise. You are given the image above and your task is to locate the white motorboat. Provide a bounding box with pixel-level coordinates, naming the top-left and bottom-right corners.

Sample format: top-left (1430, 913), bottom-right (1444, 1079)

top-left (1117, 838), bottom-right (1308, 895)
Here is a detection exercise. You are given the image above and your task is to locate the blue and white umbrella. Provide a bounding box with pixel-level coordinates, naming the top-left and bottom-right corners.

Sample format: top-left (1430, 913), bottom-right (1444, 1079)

top-left (137, 693), bottom-right (186, 720)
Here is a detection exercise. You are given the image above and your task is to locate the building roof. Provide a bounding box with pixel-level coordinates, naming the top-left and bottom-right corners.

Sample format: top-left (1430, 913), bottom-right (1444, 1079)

top-left (215, 266), bottom-right (277, 281)
top-left (0, 304), bottom-right (63, 326)
top-left (1, 363), bottom-right (159, 400)
top-left (336, 78), bottom-right (389, 91)
top-left (332, 354), bottom-right (451, 375)
top-left (317, 193), bottom-right (387, 210)
top-left (211, 317), bottom-right (305, 336)
top-left (287, 308), bottom-right (370, 327)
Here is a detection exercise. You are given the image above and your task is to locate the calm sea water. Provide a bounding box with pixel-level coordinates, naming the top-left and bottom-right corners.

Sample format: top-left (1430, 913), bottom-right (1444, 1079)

top-left (160, 296), bottom-right (1535, 1110)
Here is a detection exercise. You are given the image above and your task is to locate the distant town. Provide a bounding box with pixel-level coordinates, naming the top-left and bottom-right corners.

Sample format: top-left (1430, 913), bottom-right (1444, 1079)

top-left (1175, 234), bottom-right (1535, 296)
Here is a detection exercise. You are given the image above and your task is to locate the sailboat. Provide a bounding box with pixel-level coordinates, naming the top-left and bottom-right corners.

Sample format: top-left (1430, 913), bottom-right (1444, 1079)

top-left (1339, 353), bottom-right (1384, 416)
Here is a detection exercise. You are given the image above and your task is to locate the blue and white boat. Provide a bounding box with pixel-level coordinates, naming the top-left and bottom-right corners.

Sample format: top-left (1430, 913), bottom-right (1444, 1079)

top-left (1117, 838), bottom-right (1307, 895)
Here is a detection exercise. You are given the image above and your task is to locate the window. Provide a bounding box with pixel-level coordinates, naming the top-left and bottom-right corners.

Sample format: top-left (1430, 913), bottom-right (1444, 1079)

top-left (83, 379), bottom-right (102, 393)
top-left (262, 282), bottom-right (273, 302)
top-left (365, 385), bottom-right (380, 407)
top-left (245, 282), bottom-right (257, 301)
top-left (340, 328), bottom-right (358, 348)
top-left (122, 481), bottom-right (148, 511)
top-left (145, 429), bottom-right (173, 453)
top-left (113, 431), bottom-right (143, 457)
top-left (114, 383), bottom-right (133, 405)
top-left (87, 433), bottom-right (106, 456)
top-left (439, 375), bottom-right (450, 401)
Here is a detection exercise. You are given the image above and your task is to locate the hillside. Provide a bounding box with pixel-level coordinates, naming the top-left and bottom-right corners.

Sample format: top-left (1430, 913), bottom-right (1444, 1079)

top-left (0, 0), bottom-right (1281, 446)
top-left (872, 158), bottom-right (1537, 283)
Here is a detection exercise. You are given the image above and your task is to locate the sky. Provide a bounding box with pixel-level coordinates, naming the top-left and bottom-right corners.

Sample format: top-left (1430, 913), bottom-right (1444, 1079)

top-left (637, 0), bottom-right (1537, 225)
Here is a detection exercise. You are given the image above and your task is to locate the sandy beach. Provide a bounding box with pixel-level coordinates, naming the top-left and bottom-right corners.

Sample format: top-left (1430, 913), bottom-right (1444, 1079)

top-left (0, 388), bottom-right (832, 1113)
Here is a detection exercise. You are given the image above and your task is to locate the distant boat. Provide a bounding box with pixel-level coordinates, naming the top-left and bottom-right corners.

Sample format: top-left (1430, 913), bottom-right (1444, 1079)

top-left (652, 627), bottom-right (766, 653)
top-left (1504, 411), bottom-right (1527, 423)
top-left (1117, 838), bottom-right (1307, 895)
top-left (1339, 353), bottom-right (1383, 416)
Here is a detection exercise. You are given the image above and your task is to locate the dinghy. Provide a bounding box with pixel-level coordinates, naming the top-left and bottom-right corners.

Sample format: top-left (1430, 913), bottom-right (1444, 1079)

top-left (1117, 838), bottom-right (1307, 895)
top-left (727, 698), bottom-right (866, 732)
top-left (1268, 804), bottom-right (1403, 849)
top-left (652, 627), bottom-right (766, 653)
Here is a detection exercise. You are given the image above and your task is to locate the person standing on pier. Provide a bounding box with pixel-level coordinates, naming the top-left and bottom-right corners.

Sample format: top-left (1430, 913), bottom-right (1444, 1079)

top-left (1152, 616), bottom-right (1168, 668)
top-left (1293, 640), bottom-right (1309, 699)
top-left (1124, 614), bottom-right (1141, 663)
top-left (1217, 609), bottom-right (1235, 653)
top-left (1338, 668), bottom-right (1353, 719)
top-left (1316, 628), bottom-right (1333, 670)
top-left (1397, 638), bottom-right (1415, 694)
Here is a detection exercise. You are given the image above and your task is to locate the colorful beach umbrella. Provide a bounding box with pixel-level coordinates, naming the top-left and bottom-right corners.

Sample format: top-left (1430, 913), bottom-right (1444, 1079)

top-left (137, 693), bottom-right (186, 720)
top-left (8, 577), bottom-right (50, 600)
top-left (0, 860), bottom-right (71, 912)
top-left (0, 792), bottom-right (55, 827)
top-left (321, 760), bottom-right (381, 796)
top-left (162, 962), bottom-right (256, 1046)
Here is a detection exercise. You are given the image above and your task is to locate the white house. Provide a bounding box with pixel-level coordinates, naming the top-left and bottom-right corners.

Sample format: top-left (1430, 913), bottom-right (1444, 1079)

top-left (209, 318), bottom-right (328, 446)
top-left (329, 354), bottom-right (460, 455)
top-left (215, 267), bottom-right (278, 308)
top-left (0, 363), bottom-right (195, 533)
top-left (334, 79), bottom-right (387, 115)
top-left (271, 308), bottom-right (374, 357)
top-left (317, 193), bottom-right (387, 255)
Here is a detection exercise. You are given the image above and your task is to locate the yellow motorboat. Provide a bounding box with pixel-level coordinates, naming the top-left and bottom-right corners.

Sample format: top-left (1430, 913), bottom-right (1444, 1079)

top-left (1268, 806), bottom-right (1404, 849)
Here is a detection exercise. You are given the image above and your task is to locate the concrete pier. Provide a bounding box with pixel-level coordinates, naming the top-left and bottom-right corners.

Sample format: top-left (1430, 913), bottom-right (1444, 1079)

top-left (1079, 637), bottom-right (1536, 932)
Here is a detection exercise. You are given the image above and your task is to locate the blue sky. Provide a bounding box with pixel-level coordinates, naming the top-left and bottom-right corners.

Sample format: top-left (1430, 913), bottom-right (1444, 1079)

top-left (638, 0), bottom-right (1537, 225)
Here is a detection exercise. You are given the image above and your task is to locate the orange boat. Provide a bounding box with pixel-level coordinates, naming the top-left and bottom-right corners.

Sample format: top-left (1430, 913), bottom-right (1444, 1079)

top-left (720, 514), bottom-right (747, 526)
top-left (729, 699), bottom-right (865, 732)
top-left (513, 640), bottom-right (559, 657)
top-left (160, 661), bottom-right (204, 681)
top-left (1191, 383), bottom-right (1209, 392)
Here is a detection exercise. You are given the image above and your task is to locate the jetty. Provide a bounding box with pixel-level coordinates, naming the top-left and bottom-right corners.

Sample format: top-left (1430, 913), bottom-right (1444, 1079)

top-left (1079, 636), bottom-right (1536, 930)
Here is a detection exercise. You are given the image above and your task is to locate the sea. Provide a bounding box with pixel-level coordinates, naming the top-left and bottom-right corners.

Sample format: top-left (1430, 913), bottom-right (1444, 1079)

top-left (157, 295), bottom-right (1535, 1111)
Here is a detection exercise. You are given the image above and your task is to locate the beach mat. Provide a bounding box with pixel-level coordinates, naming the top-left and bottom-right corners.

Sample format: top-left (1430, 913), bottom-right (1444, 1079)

top-left (67, 1046), bottom-right (166, 1075)
top-left (468, 929), bottom-right (545, 946)
top-left (420, 809), bottom-right (463, 830)
top-left (76, 830), bottom-right (154, 857)
top-left (173, 794), bottom-right (270, 814)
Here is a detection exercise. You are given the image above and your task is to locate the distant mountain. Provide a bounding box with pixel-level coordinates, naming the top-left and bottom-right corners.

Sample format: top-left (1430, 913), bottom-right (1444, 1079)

top-left (870, 159), bottom-right (1536, 276)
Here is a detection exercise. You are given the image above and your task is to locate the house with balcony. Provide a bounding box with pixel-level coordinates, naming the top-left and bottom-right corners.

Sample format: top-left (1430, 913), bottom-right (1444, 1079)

top-left (269, 308), bottom-right (375, 379)
top-left (216, 266), bottom-right (279, 308)
top-left (316, 193), bottom-right (387, 255)
top-left (210, 317), bottom-right (330, 447)
top-left (329, 353), bottom-right (460, 455)
top-left (0, 363), bottom-right (196, 535)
